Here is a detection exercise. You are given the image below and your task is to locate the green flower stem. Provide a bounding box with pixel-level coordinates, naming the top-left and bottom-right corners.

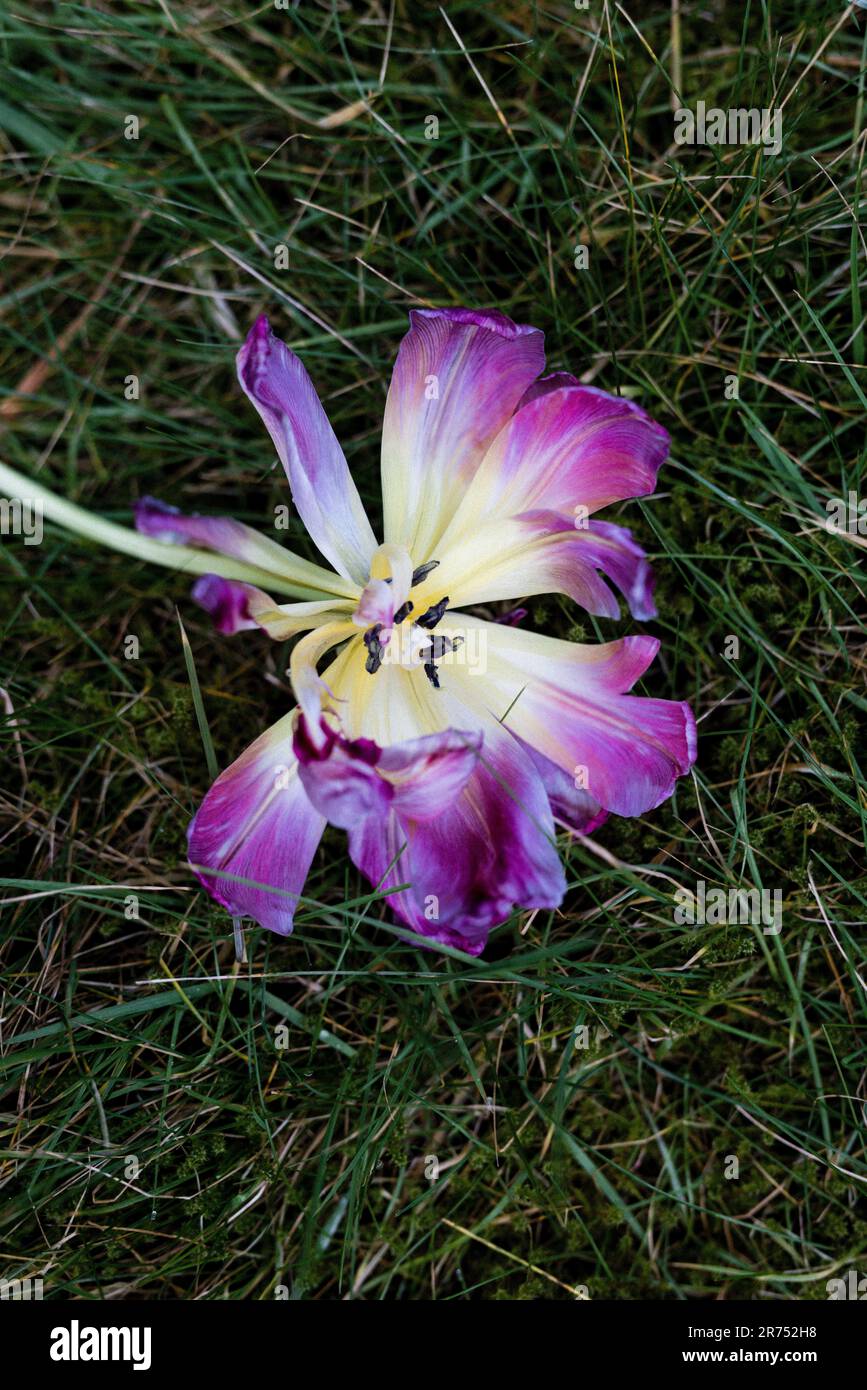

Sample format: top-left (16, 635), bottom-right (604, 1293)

top-left (0, 461), bottom-right (352, 603)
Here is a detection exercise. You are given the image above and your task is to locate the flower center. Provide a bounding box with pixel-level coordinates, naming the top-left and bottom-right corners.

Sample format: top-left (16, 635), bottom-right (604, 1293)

top-left (360, 558), bottom-right (462, 686)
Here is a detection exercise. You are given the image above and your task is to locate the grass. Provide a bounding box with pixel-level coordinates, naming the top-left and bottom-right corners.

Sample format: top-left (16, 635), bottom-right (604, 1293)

top-left (1, 0), bottom-right (866, 1301)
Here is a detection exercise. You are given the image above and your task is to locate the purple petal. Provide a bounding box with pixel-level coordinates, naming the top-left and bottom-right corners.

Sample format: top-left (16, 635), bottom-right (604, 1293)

top-left (133, 493), bottom-right (352, 607)
top-left (237, 316), bottom-right (376, 583)
top-left (188, 713), bottom-right (326, 936)
top-left (516, 370), bottom-right (582, 406)
top-left (345, 717), bottom-right (566, 955)
top-left (514, 514), bottom-right (657, 620)
top-left (447, 618), bottom-right (696, 820)
top-left (519, 740), bottom-right (608, 835)
top-left (380, 306), bottom-right (545, 556)
top-left (495, 606), bottom-right (528, 627)
top-left (501, 382), bottom-right (670, 513)
top-left (189, 576), bottom-right (349, 640)
top-left (191, 575), bottom-right (260, 634)
top-left (436, 382), bottom-right (669, 554)
top-left (135, 496), bottom-right (286, 572)
top-left (294, 717), bottom-right (482, 827)
top-left (294, 717), bottom-right (390, 823)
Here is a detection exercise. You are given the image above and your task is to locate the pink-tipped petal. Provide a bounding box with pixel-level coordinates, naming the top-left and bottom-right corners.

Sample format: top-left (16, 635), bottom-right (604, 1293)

top-left (191, 574), bottom-right (261, 634)
top-left (294, 718), bottom-right (482, 827)
top-left (133, 494), bottom-right (351, 597)
top-left (306, 648), bottom-right (567, 954)
top-left (188, 577), bottom-right (349, 640)
top-left (378, 729), bottom-right (484, 821)
top-left (135, 495), bottom-right (283, 572)
top-left (409, 378), bottom-right (669, 617)
top-left (187, 712), bottom-right (325, 936)
top-left (237, 316), bottom-right (377, 584)
top-left (498, 381), bottom-right (669, 513)
top-left (513, 514), bottom-right (658, 620)
top-left (346, 717), bottom-right (566, 955)
top-left (519, 740), bottom-right (608, 836)
top-left (381, 306), bottom-right (545, 557)
top-left (445, 617), bottom-right (696, 820)
top-left (432, 382), bottom-right (669, 569)
top-left (294, 717), bottom-right (390, 823)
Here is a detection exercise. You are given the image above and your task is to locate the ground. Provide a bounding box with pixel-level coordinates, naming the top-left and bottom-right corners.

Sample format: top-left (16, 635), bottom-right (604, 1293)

top-left (1, 0), bottom-right (865, 1300)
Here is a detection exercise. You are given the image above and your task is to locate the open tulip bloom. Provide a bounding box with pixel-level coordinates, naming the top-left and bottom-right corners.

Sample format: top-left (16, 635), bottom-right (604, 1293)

top-left (5, 307), bottom-right (696, 956)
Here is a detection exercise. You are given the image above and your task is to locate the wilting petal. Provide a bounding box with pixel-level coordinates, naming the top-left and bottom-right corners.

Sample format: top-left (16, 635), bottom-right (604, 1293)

top-left (237, 316), bottom-right (377, 584)
top-left (554, 517), bottom-right (656, 620)
top-left (429, 514), bottom-right (656, 619)
top-left (378, 728), bottom-right (483, 820)
top-left (431, 381), bottom-right (669, 575)
top-left (380, 307), bottom-right (545, 559)
top-left (188, 712), bottom-right (326, 936)
top-left (519, 740), bottom-right (607, 835)
top-left (442, 616), bottom-right (696, 819)
top-left (190, 576), bottom-right (352, 638)
top-left (134, 495), bottom-right (353, 598)
top-left (191, 575), bottom-right (261, 634)
top-left (244, 590), bottom-right (355, 639)
top-left (320, 650), bottom-right (566, 954)
top-left (347, 715), bottom-right (566, 955)
top-left (294, 717), bottom-right (482, 827)
top-left (289, 620), bottom-right (358, 739)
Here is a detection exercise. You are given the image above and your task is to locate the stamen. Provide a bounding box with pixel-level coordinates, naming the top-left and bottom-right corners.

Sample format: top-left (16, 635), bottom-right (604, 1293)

top-left (363, 623), bottom-right (384, 675)
top-left (420, 633), bottom-right (462, 689)
top-left (416, 596), bottom-right (449, 630)
top-left (411, 560), bottom-right (440, 586)
top-left (393, 599), bottom-right (413, 624)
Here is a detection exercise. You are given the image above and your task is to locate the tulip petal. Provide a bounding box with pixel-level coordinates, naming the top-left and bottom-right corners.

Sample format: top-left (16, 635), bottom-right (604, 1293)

top-left (347, 714), bottom-right (566, 955)
top-left (294, 717), bottom-right (482, 827)
top-left (134, 494), bottom-right (354, 598)
top-left (244, 590), bottom-right (355, 639)
top-left (420, 514), bottom-right (657, 619)
top-left (188, 712), bottom-right (326, 936)
top-left (380, 306), bottom-right (545, 559)
top-left (547, 517), bottom-right (656, 620)
top-left (191, 575), bottom-right (261, 634)
top-left (441, 615), bottom-right (696, 819)
top-left (320, 650), bottom-right (566, 954)
top-left (492, 380), bottom-right (670, 516)
top-left (289, 620), bottom-right (359, 736)
top-left (237, 316), bottom-right (377, 584)
top-left (188, 576), bottom-right (353, 638)
top-left (518, 740), bottom-right (608, 836)
top-left (430, 382), bottom-right (669, 586)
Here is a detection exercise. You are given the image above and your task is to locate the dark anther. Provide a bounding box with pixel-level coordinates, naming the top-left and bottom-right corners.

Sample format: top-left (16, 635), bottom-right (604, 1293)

top-left (364, 623), bottom-right (384, 675)
top-left (420, 633), bottom-right (462, 690)
top-left (393, 600), bottom-right (413, 624)
top-left (416, 596), bottom-right (449, 629)
top-left (411, 560), bottom-right (440, 587)
top-left (425, 636), bottom-right (461, 664)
